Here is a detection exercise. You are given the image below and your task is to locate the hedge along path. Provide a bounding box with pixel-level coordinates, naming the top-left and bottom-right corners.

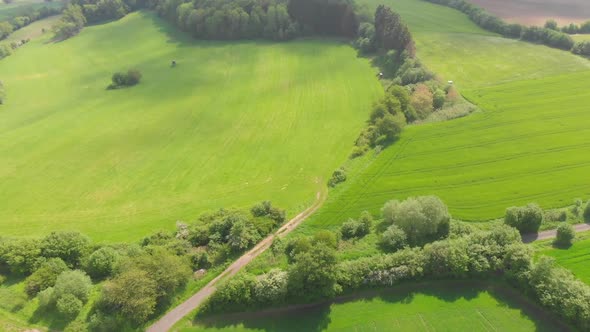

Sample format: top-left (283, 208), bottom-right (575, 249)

top-left (147, 189), bottom-right (327, 332)
top-left (522, 222), bottom-right (590, 243)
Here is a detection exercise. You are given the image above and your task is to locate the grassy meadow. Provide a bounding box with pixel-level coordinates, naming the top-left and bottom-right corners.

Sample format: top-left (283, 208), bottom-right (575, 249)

top-left (183, 282), bottom-right (565, 332)
top-left (0, 0), bottom-right (61, 21)
top-left (293, 0), bottom-right (590, 234)
top-left (4, 14), bottom-right (60, 42)
top-left (0, 12), bottom-right (382, 242)
top-left (538, 231), bottom-right (590, 285)
top-left (572, 34), bottom-right (590, 42)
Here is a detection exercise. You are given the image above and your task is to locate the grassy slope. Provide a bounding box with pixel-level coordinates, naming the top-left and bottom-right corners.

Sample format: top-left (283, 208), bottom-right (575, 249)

top-left (572, 34), bottom-right (590, 42)
top-left (295, 0), bottom-right (590, 234)
top-left (183, 282), bottom-right (563, 332)
top-left (0, 12), bottom-right (382, 242)
top-left (0, 0), bottom-right (61, 21)
top-left (537, 231), bottom-right (590, 285)
top-left (4, 14), bottom-right (60, 42)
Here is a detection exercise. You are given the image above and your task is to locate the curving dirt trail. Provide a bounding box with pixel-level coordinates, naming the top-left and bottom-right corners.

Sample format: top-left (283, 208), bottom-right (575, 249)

top-left (522, 222), bottom-right (590, 243)
top-left (146, 190), bottom-right (327, 332)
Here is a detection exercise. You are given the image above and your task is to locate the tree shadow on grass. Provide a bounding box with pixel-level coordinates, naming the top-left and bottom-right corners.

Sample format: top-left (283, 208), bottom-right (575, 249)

top-left (192, 280), bottom-right (571, 332)
top-left (194, 303), bottom-right (332, 332)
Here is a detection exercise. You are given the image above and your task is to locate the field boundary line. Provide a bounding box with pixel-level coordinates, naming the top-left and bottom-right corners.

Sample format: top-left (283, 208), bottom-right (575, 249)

top-left (146, 187), bottom-right (327, 332)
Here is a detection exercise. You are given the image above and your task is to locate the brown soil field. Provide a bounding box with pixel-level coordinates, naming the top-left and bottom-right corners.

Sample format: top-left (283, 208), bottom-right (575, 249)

top-left (469, 0), bottom-right (590, 26)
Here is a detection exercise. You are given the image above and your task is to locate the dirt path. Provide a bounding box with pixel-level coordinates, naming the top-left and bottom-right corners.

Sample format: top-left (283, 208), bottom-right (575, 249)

top-left (146, 190), bottom-right (327, 332)
top-left (522, 223), bottom-right (590, 243)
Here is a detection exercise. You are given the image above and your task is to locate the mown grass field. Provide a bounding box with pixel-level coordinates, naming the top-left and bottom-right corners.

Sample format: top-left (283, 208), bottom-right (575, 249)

top-left (0, 11), bottom-right (382, 242)
top-left (295, 0), bottom-right (590, 233)
top-left (183, 282), bottom-right (564, 332)
top-left (538, 231), bottom-right (590, 285)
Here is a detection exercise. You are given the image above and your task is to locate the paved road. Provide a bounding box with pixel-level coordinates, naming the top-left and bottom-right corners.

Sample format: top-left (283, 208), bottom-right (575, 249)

top-left (146, 190), bottom-right (326, 332)
top-left (522, 223), bottom-right (590, 243)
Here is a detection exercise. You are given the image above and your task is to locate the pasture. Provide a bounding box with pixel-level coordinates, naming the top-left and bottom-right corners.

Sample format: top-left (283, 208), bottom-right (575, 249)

top-left (4, 14), bottom-right (59, 42)
top-left (185, 282), bottom-right (564, 332)
top-left (295, 0), bottom-right (590, 234)
top-left (0, 0), bottom-right (61, 21)
top-left (468, 0), bottom-right (590, 25)
top-left (538, 231), bottom-right (590, 285)
top-left (0, 11), bottom-right (382, 242)
top-left (572, 34), bottom-right (590, 42)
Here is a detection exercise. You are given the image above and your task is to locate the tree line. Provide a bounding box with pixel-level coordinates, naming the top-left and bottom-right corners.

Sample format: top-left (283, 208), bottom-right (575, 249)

top-left (0, 5), bottom-right (61, 40)
top-left (423, 0), bottom-right (590, 56)
top-left (0, 201), bottom-right (286, 331)
top-left (203, 197), bottom-right (590, 331)
top-left (53, 0), bottom-right (362, 41)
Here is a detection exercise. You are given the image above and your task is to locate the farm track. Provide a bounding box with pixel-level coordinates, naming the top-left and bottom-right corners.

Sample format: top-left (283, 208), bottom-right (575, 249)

top-left (146, 189), bottom-right (327, 332)
top-left (522, 223), bottom-right (590, 243)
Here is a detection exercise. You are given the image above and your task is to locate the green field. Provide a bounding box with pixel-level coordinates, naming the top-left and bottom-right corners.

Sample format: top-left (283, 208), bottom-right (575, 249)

top-left (572, 34), bottom-right (590, 42)
top-left (184, 282), bottom-right (565, 332)
top-left (0, 11), bottom-right (382, 242)
top-left (0, 0), bottom-right (61, 21)
top-left (4, 14), bottom-right (59, 42)
top-left (539, 231), bottom-right (590, 285)
top-left (294, 0), bottom-right (590, 234)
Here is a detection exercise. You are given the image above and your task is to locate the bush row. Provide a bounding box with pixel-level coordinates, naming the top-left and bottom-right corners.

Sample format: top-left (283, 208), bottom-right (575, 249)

top-left (0, 201), bottom-right (286, 330)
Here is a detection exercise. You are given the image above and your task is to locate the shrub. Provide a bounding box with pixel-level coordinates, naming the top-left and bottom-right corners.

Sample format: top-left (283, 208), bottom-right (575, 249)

top-left (284, 237), bottom-right (312, 262)
top-left (0, 238), bottom-right (43, 274)
top-left (410, 84), bottom-right (434, 119)
top-left (433, 89), bottom-right (445, 109)
top-left (584, 200), bottom-right (590, 222)
top-left (57, 293), bottom-right (83, 318)
top-left (328, 168), bottom-right (346, 187)
top-left (41, 231), bottom-right (90, 268)
top-left (544, 209), bottom-right (567, 222)
top-left (381, 196), bottom-right (450, 246)
top-left (125, 69), bottom-right (142, 85)
top-left (25, 258), bottom-right (69, 296)
top-left (53, 270), bottom-right (92, 303)
top-left (555, 223), bottom-right (575, 247)
top-left (288, 244), bottom-right (339, 299)
top-left (109, 69), bottom-right (142, 89)
top-left (504, 203), bottom-right (543, 233)
top-left (253, 269), bottom-right (288, 304)
top-left (100, 269), bottom-right (158, 324)
top-left (380, 224), bottom-right (407, 251)
top-left (312, 230), bottom-right (339, 249)
top-left (85, 247), bottom-right (119, 279)
top-left (340, 216), bottom-right (370, 240)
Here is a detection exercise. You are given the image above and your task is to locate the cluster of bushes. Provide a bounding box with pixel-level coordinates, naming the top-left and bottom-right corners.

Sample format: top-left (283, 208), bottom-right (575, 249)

top-left (348, 5), bottom-right (460, 159)
top-left (504, 199), bottom-right (590, 235)
top-left (53, 5), bottom-right (87, 40)
top-left (206, 210), bottom-right (590, 331)
top-left (423, 0), bottom-right (590, 56)
top-left (351, 81), bottom-right (455, 157)
top-left (0, 201), bottom-right (285, 329)
top-left (380, 196), bottom-right (450, 248)
top-left (340, 211), bottom-right (373, 240)
top-left (545, 19), bottom-right (590, 35)
top-left (327, 167), bottom-right (347, 187)
top-left (572, 41), bottom-right (590, 56)
top-left (107, 69), bottom-right (142, 89)
top-left (0, 5), bottom-right (61, 41)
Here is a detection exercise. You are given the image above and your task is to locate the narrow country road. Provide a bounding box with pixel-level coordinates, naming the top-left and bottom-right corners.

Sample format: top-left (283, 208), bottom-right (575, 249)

top-left (146, 190), bottom-right (327, 332)
top-left (522, 223), bottom-right (590, 243)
